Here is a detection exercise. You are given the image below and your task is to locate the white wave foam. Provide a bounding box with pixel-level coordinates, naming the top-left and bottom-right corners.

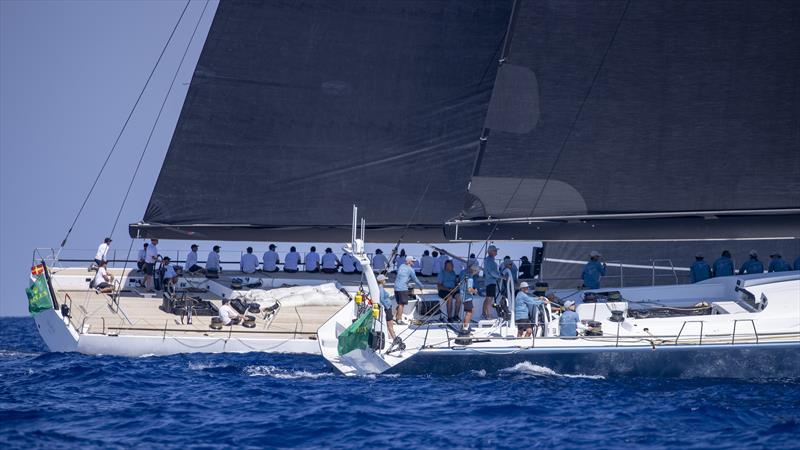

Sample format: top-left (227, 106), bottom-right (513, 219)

top-left (0, 350), bottom-right (42, 358)
top-left (244, 365), bottom-right (333, 380)
top-left (471, 369), bottom-right (487, 378)
top-left (500, 361), bottom-right (605, 380)
top-left (188, 362), bottom-right (228, 370)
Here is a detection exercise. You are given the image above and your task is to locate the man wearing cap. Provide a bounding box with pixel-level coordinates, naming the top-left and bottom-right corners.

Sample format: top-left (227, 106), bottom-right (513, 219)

top-left (305, 246), bottom-right (320, 273)
top-left (581, 251), bottom-right (607, 290)
top-left (262, 244), bottom-right (280, 272)
top-left (136, 242), bottom-right (148, 272)
top-left (519, 256), bottom-right (533, 279)
top-left (767, 252), bottom-right (792, 272)
top-left (514, 282), bottom-right (548, 337)
top-left (394, 255), bottom-right (425, 325)
top-left (458, 263), bottom-right (480, 332)
top-left (340, 251), bottom-right (362, 274)
top-left (437, 260), bottom-right (459, 322)
top-left (482, 245), bottom-right (502, 320)
top-left (94, 237), bottom-right (112, 267)
top-left (240, 247), bottom-right (259, 274)
top-left (162, 256), bottom-right (179, 289)
top-left (321, 248), bottom-right (340, 274)
top-left (712, 250), bottom-right (734, 277)
top-left (559, 300), bottom-right (580, 337)
top-left (689, 253), bottom-right (712, 283)
top-left (206, 245), bottom-right (221, 276)
top-left (376, 274), bottom-right (396, 342)
top-left (739, 250), bottom-right (764, 275)
top-left (184, 244), bottom-right (205, 274)
top-left (143, 238), bottom-right (159, 291)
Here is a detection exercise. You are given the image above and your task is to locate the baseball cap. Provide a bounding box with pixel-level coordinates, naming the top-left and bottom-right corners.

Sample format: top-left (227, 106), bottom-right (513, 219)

top-left (519, 282), bottom-right (529, 289)
top-left (749, 249), bottom-right (758, 257)
top-left (488, 245), bottom-right (498, 252)
top-left (589, 250), bottom-right (601, 257)
top-left (563, 300), bottom-right (575, 308)
top-left (376, 274), bottom-right (387, 282)
top-left (406, 256), bottom-right (416, 263)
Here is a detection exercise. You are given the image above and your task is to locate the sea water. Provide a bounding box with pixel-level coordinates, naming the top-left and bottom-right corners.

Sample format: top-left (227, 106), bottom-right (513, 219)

top-left (1, 317), bottom-right (798, 449)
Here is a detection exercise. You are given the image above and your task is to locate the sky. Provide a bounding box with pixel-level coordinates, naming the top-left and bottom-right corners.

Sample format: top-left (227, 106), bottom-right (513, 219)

top-left (1, 0), bottom-right (218, 316)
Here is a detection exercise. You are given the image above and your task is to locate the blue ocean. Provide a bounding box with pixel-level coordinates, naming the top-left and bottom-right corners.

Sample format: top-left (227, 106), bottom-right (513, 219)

top-left (1, 317), bottom-right (798, 449)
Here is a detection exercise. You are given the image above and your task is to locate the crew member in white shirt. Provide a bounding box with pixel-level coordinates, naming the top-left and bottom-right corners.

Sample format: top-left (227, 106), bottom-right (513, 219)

top-left (321, 248), bottom-right (340, 274)
top-left (372, 248), bottom-right (389, 273)
top-left (143, 238), bottom-right (159, 291)
top-left (305, 246), bottom-right (320, 273)
top-left (284, 246), bottom-right (301, 273)
top-left (184, 244), bottom-right (205, 274)
top-left (240, 247), bottom-right (259, 274)
top-left (262, 244), bottom-right (279, 272)
top-left (162, 256), bottom-right (179, 290)
top-left (92, 260), bottom-right (115, 294)
top-left (206, 245), bottom-right (221, 276)
top-left (136, 242), bottom-right (148, 272)
top-left (218, 299), bottom-right (242, 325)
top-left (94, 237), bottom-right (112, 266)
top-left (420, 250), bottom-right (435, 277)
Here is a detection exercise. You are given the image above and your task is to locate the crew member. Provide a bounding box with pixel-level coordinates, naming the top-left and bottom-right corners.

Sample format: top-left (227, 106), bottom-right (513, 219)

top-left (262, 244), bottom-right (279, 272)
top-left (218, 298), bottom-right (242, 326)
top-left (739, 250), bottom-right (764, 275)
top-left (162, 256), bottom-right (178, 290)
top-left (284, 246), bottom-right (301, 273)
top-left (482, 245), bottom-right (501, 320)
top-left (420, 250), bottom-right (434, 277)
top-left (392, 249), bottom-right (407, 272)
top-left (94, 237), bottom-right (112, 267)
top-left (431, 251), bottom-right (442, 276)
top-left (503, 256), bottom-right (519, 284)
top-left (581, 251), bottom-right (607, 289)
top-left (377, 274), bottom-right (396, 341)
top-left (184, 244), bottom-right (205, 274)
top-left (206, 245), bottom-right (221, 276)
top-left (519, 256), bottom-right (533, 279)
top-left (240, 247), bottom-right (259, 274)
top-left (394, 255), bottom-right (424, 326)
top-left (136, 242), bottom-right (148, 272)
top-left (767, 252), bottom-right (792, 272)
top-left (515, 282), bottom-right (548, 337)
top-left (143, 238), bottom-right (159, 292)
top-left (712, 250), bottom-right (734, 277)
top-left (305, 246), bottom-right (320, 273)
top-left (459, 263), bottom-right (480, 332)
top-left (559, 300), bottom-right (580, 337)
top-left (340, 252), bottom-right (361, 274)
top-left (689, 253), bottom-right (712, 283)
top-left (437, 260), bottom-right (458, 322)
top-left (91, 260), bottom-right (115, 294)
top-left (371, 249), bottom-right (389, 273)
top-left (321, 248), bottom-right (340, 274)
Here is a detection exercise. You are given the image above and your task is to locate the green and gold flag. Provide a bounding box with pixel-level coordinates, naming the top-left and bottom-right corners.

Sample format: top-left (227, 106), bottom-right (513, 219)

top-left (337, 310), bottom-right (374, 356)
top-left (25, 274), bottom-right (53, 315)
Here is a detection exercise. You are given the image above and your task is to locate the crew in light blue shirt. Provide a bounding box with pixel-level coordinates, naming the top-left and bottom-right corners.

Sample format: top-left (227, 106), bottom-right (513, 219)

top-left (767, 252), bottom-right (792, 272)
top-left (376, 274), bottom-right (396, 341)
top-left (582, 251), bottom-right (607, 289)
top-left (514, 282), bottom-right (547, 337)
top-left (559, 300), bottom-right (580, 337)
top-left (482, 245), bottom-right (502, 320)
top-left (712, 250), bottom-right (734, 277)
top-left (739, 250), bottom-right (764, 275)
top-left (395, 260), bottom-right (423, 292)
top-left (689, 253), bottom-right (712, 283)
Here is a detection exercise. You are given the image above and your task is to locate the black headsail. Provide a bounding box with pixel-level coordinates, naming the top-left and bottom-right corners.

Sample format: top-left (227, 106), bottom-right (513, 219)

top-left (131, 0), bottom-right (514, 242)
top-left (446, 0), bottom-right (800, 242)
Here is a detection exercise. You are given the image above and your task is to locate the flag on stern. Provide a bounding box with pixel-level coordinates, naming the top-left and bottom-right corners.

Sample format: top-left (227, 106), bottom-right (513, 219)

top-left (25, 274), bottom-right (53, 315)
top-left (31, 264), bottom-right (44, 276)
top-left (337, 311), bottom-right (374, 356)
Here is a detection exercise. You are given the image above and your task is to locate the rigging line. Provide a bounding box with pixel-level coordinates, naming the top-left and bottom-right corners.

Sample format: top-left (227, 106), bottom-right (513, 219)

top-left (525, 0), bottom-right (631, 218)
top-left (109, 0), bottom-right (210, 237)
top-left (386, 178), bottom-right (434, 271)
top-left (58, 0), bottom-right (192, 251)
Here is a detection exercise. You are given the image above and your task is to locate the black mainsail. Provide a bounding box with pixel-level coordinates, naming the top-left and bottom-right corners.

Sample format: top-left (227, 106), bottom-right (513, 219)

top-left (130, 0), bottom-right (514, 242)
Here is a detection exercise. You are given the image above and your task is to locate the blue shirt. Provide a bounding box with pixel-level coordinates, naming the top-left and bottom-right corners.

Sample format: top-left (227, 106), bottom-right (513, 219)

top-left (459, 269), bottom-right (478, 300)
top-left (581, 260), bottom-right (606, 289)
top-left (514, 291), bottom-right (545, 320)
top-left (483, 256), bottom-right (501, 286)
top-left (395, 264), bottom-right (423, 292)
top-left (559, 310), bottom-right (580, 337)
top-left (321, 253), bottom-right (338, 269)
top-left (712, 256), bottom-right (734, 277)
top-left (739, 259), bottom-right (764, 275)
top-left (437, 270), bottom-right (457, 289)
top-left (768, 257), bottom-right (792, 272)
top-left (378, 286), bottom-right (393, 309)
top-left (689, 260), bottom-right (712, 283)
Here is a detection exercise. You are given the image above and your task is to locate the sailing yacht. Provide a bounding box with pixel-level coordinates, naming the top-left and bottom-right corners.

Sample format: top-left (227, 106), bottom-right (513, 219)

top-left (28, 0), bottom-right (799, 366)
